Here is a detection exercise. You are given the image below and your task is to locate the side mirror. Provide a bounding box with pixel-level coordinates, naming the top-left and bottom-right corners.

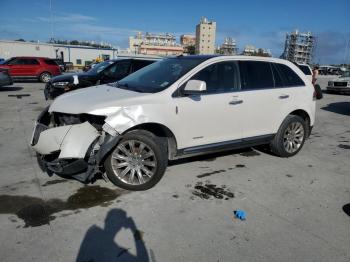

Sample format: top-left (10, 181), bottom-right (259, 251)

top-left (183, 80), bottom-right (206, 95)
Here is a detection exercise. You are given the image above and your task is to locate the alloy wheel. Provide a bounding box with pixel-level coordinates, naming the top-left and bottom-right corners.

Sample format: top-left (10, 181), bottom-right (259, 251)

top-left (283, 122), bottom-right (305, 153)
top-left (111, 140), bottom-right (157, 185)
top-left (41, 73), bottom-right (51, 83)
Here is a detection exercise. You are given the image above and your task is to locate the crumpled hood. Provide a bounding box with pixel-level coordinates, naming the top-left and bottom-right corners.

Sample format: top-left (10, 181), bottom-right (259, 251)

top-left (49, 84), bottom-right (150, 115)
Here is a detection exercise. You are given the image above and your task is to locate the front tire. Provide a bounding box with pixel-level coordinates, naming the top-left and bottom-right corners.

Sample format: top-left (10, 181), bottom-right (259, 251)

top-left (270, 115), bottom-right (307, 157)
top-left (104, 130), bottom-right (168, 191)
top-left (39, 72), bottom-right (52, 83)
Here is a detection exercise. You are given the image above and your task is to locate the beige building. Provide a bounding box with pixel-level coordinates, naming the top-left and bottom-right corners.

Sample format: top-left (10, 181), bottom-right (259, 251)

top-left (195, 17), bottom-right (216, 54)
top-left (180, 34), bottom-right (196, 54)
top-left (129, 32), bottom-right (183, 56)
top-left (180, 35), bottom-right (196, 46)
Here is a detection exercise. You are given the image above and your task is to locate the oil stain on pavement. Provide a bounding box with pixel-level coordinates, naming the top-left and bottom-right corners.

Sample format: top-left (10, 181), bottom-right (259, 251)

top-left (0, 186), bottom-right (125, 227)
top-left (192, 182), bottom-right (234, 200)
top-left (197, 164), bottom-right (246, 178)
top-left (338, 144), bottom-right (350, 149)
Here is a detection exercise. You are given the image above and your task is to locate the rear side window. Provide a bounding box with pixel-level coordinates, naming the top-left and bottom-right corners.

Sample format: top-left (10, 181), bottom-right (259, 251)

top-left (44, 59), bottom-right (58, 65)
top-left (298, 65), bottom-right (312, 75)
top-left (239, 61), bottom-right (274, 90)
top-left (274, 63), bottom-right (305, 87)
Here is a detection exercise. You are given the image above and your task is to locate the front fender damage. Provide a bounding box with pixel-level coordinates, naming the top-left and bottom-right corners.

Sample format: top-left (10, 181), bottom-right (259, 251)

top-left (103, 105), bottom-right (148, 134)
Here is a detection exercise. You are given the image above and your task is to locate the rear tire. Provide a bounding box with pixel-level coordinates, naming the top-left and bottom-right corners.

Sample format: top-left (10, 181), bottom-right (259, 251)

top-left (270, 115), bottom-right (308, 157)
top-left (39, 72), bottom-right (52, 83)
top-left (104, 130), bottom-right (168, 191)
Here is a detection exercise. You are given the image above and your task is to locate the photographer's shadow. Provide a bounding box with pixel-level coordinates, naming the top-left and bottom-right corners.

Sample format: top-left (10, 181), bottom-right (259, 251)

top-left (76, 209), bottom-right (149, 262)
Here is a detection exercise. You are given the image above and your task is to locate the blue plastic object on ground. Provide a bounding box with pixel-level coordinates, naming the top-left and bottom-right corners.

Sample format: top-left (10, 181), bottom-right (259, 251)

top-left (234, 210), bottom-right (246, 220)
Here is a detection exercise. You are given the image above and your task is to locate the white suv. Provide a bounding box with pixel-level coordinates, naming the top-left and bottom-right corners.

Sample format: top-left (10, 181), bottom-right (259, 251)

top-left (31, 55), bottom-right (316, 190)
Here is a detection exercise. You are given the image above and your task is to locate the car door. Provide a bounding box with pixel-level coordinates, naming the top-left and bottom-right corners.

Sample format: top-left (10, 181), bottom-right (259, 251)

top-left (6, 58), bottom-right (25, 76)
top-left (173, 61), bottom-right (244, 149)
top-left (236, 60), bottom-right (289, 138)
top-left (100, 60), bottom-right (131, 84)
top-left (22, 58), bottom-right (40, 76)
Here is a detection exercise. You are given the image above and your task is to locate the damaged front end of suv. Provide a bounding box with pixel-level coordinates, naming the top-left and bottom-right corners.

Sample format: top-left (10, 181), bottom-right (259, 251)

top-left (31, 107), bottom-right (121, 183)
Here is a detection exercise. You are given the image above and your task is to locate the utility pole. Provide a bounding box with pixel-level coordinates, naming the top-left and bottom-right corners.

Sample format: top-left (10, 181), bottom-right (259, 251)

top-left (49, 0), bottom-right (54, 42)
top-left (343, 39), bottom-right (349, 65)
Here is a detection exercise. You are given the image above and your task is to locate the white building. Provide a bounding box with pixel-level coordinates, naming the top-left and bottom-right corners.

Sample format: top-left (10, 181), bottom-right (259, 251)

top-left (0, 40), bottom-right (137, 68)
top-left (219, 37), bottom-right (238, 55)
top-left (281, 30), bottom-right (315, 64)
top-left (129, 32), bottom-right (183, 56)
top-left (195, 17), bottom-right (216, 55)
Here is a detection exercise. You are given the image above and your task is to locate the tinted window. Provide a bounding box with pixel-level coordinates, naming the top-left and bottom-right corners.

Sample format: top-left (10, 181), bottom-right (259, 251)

top-left (24, 59), bottom-right (39, 65)
top-left (132, 60), bottom-right (154, 72)
top-left (275, 63), bottom-right (305, 87)
top-left (104, 61), bottom-right (131, 78)
top-left (88, 61), bottom-right (114, 74)
top-left (298, 65), bottom-right (312, 75)
top-left (271, 63), bottom-right (284, 88)
top-left (8, 58), bottom-right (25, 65)
top-left (190, 61), bottom-right (238, 93)
top-left (44, 59), bottom-right (58, 65)
top-left (239, 61), bottom-right (274, 90)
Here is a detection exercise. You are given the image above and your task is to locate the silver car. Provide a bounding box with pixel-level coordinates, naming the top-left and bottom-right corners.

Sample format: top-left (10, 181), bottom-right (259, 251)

top-left (327, 71), bottom-right (350, 93)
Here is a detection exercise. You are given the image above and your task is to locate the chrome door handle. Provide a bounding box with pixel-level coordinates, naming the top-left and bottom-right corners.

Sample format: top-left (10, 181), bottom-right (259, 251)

top-left (229, 100), bottom-right (243, 105)
top-left (279, 94), bottom-right (289, 99)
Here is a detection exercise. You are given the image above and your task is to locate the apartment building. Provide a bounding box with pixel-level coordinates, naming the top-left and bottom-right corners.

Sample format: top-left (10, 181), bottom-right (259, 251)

top-left (195, 17), bottom-right (216, 54)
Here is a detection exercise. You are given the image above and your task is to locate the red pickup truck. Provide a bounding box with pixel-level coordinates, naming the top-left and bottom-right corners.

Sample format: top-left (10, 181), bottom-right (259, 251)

top-left (0, 57), bottom-right (61, 83)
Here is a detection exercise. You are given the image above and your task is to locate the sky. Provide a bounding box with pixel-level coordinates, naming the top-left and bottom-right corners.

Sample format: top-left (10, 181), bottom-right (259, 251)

top-left (0, 0), bottom-right (349, 64)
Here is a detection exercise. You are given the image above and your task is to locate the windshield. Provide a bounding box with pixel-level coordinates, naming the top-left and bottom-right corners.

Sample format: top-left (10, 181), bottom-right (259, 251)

top-left (88, 61), bottom-right (114, 74)
top-left (341, 71), bottom-right (350, 78)
top-left (116, 57), bottom-right (208, 93)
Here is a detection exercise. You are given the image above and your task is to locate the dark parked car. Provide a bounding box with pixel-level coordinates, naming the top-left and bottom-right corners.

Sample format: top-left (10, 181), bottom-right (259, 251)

top-left (0, 57), bottom-right (61, 82)
top-left (44, 58), bottom-right (159, 99)
top-left (0, 68), bottom-right (13, 87)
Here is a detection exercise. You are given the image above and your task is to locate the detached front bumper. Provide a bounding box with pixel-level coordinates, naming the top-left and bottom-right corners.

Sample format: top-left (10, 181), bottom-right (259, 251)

top-left (31, 108), bottom-right (121, 183)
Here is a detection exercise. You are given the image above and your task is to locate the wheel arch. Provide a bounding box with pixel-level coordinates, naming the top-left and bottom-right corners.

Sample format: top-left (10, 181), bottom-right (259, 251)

top-left (123, 122), bottom-right (178, 160)
top-left (287, 109), bottom-right (311, 136)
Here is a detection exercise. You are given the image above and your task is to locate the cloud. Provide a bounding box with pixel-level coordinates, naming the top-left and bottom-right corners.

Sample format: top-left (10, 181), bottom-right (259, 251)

top-left (36, 13), bottom-right (97, 23)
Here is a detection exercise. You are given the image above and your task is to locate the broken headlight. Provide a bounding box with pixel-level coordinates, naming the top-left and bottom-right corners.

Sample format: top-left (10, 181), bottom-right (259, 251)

top-left (52, 112), bottom-right (106, 130)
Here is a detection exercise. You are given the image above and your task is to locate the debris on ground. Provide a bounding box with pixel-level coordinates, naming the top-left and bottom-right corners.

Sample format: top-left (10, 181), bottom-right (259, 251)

top-left (233, 210), bottom-right (246, 220)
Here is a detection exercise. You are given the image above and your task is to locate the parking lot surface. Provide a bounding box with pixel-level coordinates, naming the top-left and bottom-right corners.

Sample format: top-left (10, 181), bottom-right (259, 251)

top-left (0, 78), bottom-right (349, 262)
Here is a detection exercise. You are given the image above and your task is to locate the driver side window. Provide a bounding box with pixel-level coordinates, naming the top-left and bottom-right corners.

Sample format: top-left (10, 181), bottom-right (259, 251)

top-left (189, 61), bottom-right (239, 93)
top-left (8, 58), bottom-right (24, 65)
top-left (104, 61), bottom-right (131, 78)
